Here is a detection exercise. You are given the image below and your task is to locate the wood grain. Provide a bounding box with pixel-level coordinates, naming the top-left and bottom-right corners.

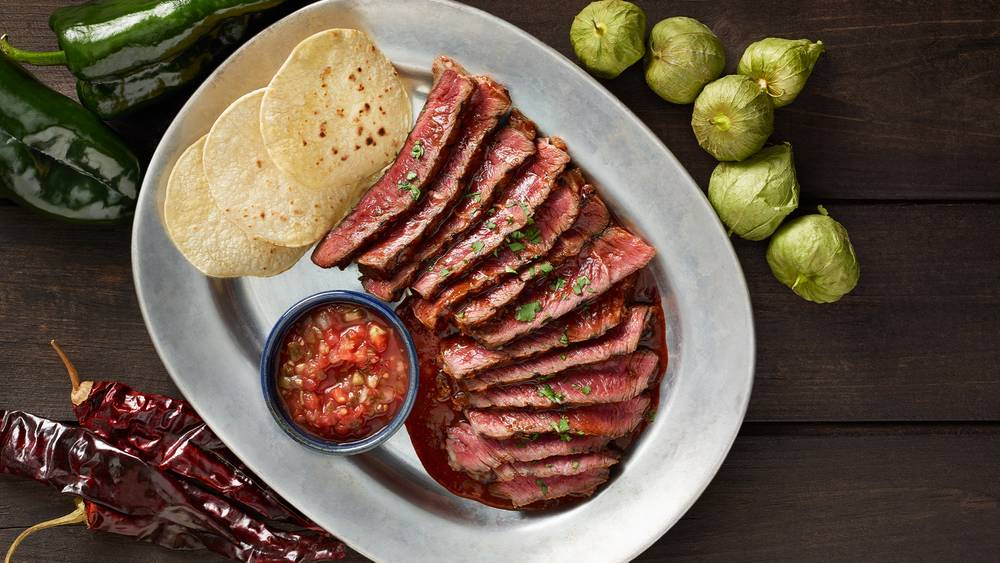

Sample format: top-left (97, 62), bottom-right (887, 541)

top-left (463, 0), bottom-right (1000, 201)
top-left (2, 424), bottom-right (997, 562)
top-left (3, 202), bottom-right (997, 422)
top-left (0, 0), bottom-right (998, 561)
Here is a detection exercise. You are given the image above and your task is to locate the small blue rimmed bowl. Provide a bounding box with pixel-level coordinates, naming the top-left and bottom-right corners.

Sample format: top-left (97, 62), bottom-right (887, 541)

top-left (260, 290), bottom-right (419, 455)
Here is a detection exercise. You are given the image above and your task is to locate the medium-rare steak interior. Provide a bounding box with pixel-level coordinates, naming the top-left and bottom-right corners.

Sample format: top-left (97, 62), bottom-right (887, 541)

top-left (312, 55), bottom-right (666, 510)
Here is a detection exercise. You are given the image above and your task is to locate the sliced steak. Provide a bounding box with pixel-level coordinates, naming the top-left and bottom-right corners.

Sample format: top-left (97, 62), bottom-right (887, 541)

top-left (493, 451), bottom-right (620, 482)
top-left (453, 277), bottom-right (526, 328)
top-left (445, 421), bottom-right (610, 475)
top-left (360, 111), bottom-right (537, 301)
top-left (468, 227), bottom-right (655, 347)
top-left (440, 281), bottom-right (629, 378)
top-left (545, 188), bottom-right (610, 263)
top-left (489, 468), bottom-right (610, 508)
top-left (356, 76), bottom-right (511, 276)
top-left (411, 169), bottom-right (584, 329)
top-left (467, 349), bottom-right (658, 408)
top-left (466, 395), bottom-right (650, 440)
top-left (465, 305), bottom-right (652, 391)
top-left (411, 137), bottom-right (570, 298)
top-left (451, 191), bottom-right (611, 328)
top-left (312, 58), bottom-right (475, 268)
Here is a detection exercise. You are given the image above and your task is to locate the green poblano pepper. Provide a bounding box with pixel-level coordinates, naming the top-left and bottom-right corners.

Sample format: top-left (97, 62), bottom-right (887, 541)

top-left (570, 0), bottom-right (647, 79)
top-left (76, 16), bottom-right (251, 118)
top-left (0, 0), bottom-right (283, 119)
top-left (644, 17), bottom-right (725, 104)
top-left (0, 53), bottom-right (140, 222)
top-left (738, 38), bottom-right (825, 108)
top-left (766, 206), bottom-right (860, 303)
top-left (708, 143), bottom-right (799, 241)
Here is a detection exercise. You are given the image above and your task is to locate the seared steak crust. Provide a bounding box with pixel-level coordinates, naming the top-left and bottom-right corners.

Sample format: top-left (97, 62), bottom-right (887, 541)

top-left (312, 60), bottom-right (475, 268)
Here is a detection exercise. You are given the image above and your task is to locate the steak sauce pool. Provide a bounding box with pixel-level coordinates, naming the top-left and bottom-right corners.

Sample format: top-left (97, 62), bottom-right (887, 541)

top-left (400, 266), bottom-right (667, 510)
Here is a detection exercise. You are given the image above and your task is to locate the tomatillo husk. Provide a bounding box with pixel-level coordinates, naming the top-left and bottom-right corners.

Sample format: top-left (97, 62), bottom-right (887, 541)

top-left (738, 37), bottom-right (824, 108)
top-left (644, 17), bottom-right (725, 104)
top-left (691, 74), bottom-right (774, 161)
top-left (766, 206), bottom-right (860, 303)
top-left (709, 143), bottom-right (799, 240)
top-left (570, 0), bottom-right (647, 79)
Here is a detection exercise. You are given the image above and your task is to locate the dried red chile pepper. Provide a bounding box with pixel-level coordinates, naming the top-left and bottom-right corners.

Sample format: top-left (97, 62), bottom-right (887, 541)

top-left (50, 341), bottom-right (308, 526)
top-left (0, 410), bottom-right (345, 562)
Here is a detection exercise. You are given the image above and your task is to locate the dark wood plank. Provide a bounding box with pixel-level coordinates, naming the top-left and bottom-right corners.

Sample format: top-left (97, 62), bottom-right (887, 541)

top-left (462, 0), bottom-right (1000, 200)
top-left (745, 201), bottom-right (1000, 421)
top-left (3, 423), bottom-right (997, 562)
top-left (3, 202), bottom-right (997, 422)
top-left (0, 479), bottom-right (367, 562)
top-left (2, 0), bottom-right (998, 199)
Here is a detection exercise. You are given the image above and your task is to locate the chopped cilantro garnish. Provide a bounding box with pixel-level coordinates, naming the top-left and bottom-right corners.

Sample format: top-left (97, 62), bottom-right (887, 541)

top-left (508, 241), bottom-right (525, 252)
top-left (551, 415), bottom-right (570, 434)
top-left (508, 230), bottom-right (524, 241)
top-left (538, 262), bottom-right (554, 275)
top-left (560, 353), bottom-right (568, 361)
top-left (505, 265), bottom-right (517, 274)
top-left (551, 277), bottom-right (567, 291)
top-left (559, 332), bottom-right (569, 346)
top-left (484, 220), bottom-right (497, 230)
top-left (465, 191), bottom-right (481, 202)
top-left (506, 216), bottom-right (514, 225)
top-left (440, 267), bottom-right (452, 278)
top-left (572, 275), bottom-right (591, 295)
top-left (410, 140), bottom-right (424, 159)
top-left (537, 384), bottom-right (565, 404)
top-left (535, 478), bottom-right (549, 495)
top-left (518, 201), bottom-right (531, 217)
top-left (522, 226), bottom-right (541, 244)
top-left (515, 301), bottom-right (541, 322)
top-left (645, 408), bottom-right (657, 423)
top-left (573, 383), bottom-right (592, 395)
top-left (571, 460), bottom-right (581, 470)
top-left (471, 241), bottom-right (484, 253)
top-left (405, 171), bottom-right (417, 181)
top-left (455, 310), bottom-right (465, 320)
top-left (397, 181), bottom-right (420, 201)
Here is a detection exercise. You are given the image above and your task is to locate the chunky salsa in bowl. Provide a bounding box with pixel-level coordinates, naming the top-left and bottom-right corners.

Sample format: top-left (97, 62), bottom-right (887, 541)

top-left (260, 291), bottom-right (419, 454)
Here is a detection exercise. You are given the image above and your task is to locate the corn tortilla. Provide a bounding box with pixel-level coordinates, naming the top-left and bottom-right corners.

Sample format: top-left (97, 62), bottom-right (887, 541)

top-left (164, 136), bottom-right (305, 277)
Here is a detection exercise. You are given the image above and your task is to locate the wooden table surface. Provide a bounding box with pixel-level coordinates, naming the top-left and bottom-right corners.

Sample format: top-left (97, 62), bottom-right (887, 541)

top-left (2, 1), bottom-right (999, 561)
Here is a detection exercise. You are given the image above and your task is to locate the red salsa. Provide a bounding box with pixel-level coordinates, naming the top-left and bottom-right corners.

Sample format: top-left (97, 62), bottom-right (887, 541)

top-left (276, 303), bottom-right (409, 441)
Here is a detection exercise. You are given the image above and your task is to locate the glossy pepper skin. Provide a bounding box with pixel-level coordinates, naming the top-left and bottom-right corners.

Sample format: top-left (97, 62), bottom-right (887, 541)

top-left (76, 15), bottom-right (251, 118)
top-left (0, 0), bottom-right (283, 118)
top-left (49, 0), bottom-right (284, 79)
top-left (0, 53), bottom-right (140, 222)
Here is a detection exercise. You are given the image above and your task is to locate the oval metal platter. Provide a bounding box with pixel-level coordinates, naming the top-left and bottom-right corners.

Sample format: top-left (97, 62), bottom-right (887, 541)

top-left (132, 1), bottom-right (755, 560)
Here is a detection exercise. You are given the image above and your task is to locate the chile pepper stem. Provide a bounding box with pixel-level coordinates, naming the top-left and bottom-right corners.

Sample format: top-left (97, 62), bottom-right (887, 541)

top-left (49, 340), bottom-right (80, 392)
top-left (4, 498), bottom-right (86, 563)
top-left (0, 35), bottom-right (67, 66)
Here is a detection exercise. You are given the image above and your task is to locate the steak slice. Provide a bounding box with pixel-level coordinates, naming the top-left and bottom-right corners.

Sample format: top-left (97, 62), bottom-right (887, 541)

top-left (466, 395), bottom-right (650, 440)
top-left (452, 191), bottom-right (611, 328)
top-left (411, 137), bottom-right (570, 298)
top-left (356, 76), bottom-right (511, 276)
top-left (544, 189), bottom-right (611, 264)
top-left (360, 111), bottom-right (537, 301)
top-left (411, 169), bottom-right (584, 329)
top-left (489, 468), bottom-right (610, 508)
top-left (312, 58), bottom-right (475, 268)
top-left (465, 305), bottom-right (652, 392)
top-left (446, 421), bottom-right (610, 475)
top-left (493, 451), bottom-right (621, 482)
top-left (440, 281), bottom-right (629, 378)
top-left (467, 349), bottom-right (658, 409)
top-left (468, 227), bottom-right (655, 347)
